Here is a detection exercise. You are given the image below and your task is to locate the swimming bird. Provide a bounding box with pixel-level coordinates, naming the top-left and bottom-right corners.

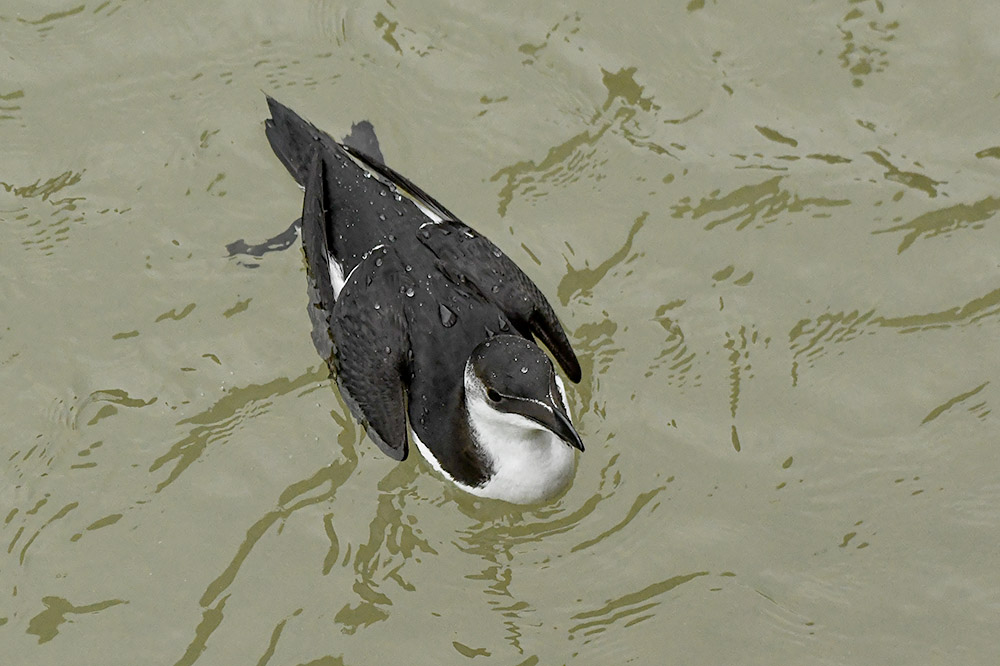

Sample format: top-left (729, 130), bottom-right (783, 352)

top-left (264, 96), bottom-right (584, 504)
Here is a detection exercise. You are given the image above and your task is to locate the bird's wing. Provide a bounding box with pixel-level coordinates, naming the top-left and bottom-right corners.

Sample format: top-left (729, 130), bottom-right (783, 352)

top-left (329, 245), bottom-right (411, 460)
top-left (336, 142), bottom-right (578, 380)
top-left (301, 150), bottom-right (338, 311)
top-left (417, 220), bottom-right (582, 383)
top-left (299, 150), bottom-right (339, 362)
top-left (302, 152), bottom-right (410, 460)
top-left (341, 144), bottom-right (459, 224)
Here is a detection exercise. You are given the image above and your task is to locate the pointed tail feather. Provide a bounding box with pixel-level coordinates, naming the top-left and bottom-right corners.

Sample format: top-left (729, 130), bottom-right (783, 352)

top-left (264, 96), bottom-right (384, 185)
top-left (264, 96), bottom-right (329, 186)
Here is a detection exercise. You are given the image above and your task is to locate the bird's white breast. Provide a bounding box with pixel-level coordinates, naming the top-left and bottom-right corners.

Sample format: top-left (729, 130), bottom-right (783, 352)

top-left (411, 373), bottom-right (578, 504)
top-left (465, 399), bottom-right (577, 504)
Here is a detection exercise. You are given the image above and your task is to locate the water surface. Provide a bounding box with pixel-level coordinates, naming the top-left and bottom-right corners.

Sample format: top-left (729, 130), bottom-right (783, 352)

top-left (4, 1), bottom-right (1000, 664)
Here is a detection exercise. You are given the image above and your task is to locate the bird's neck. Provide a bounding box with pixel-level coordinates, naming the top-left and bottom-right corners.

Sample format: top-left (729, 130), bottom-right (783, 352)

top-left (464, 393), bottom-right (577, 504)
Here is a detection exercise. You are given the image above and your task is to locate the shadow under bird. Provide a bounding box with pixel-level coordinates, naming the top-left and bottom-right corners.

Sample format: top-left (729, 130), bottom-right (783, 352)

top-left (264, 96), bottom-right (584, 504)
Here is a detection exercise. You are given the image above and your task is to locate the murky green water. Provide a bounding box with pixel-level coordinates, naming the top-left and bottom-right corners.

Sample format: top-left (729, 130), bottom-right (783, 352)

top-left (4, 1), bottom-right (1000, 664)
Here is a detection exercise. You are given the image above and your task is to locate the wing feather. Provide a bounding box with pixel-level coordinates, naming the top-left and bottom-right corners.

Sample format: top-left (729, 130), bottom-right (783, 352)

top-left (302, 153), bottom-right (410, 459)
top-left (417, 220), bottom-right (581, 382)
top-left (330, 245), bottom-right (411, 460)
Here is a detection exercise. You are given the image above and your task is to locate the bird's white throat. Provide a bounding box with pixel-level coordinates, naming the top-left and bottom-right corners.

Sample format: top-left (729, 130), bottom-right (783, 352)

top-left (468, 366), bottom-right (580, 503)
top-left (411, 367), bottom-right (577, 504)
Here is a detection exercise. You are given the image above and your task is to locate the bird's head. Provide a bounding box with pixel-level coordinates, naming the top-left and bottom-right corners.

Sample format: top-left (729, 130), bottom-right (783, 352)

top-left (464, 335), bottom-right (584, 452)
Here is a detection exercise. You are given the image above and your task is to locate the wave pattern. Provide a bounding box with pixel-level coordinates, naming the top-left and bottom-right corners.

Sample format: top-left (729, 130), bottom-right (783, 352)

top-left (2, 171), bottom-right (86, 256)
top-left (671, 175), bottom-right (850, 231)
top-left (790, 286), bottom-right (1000, 384)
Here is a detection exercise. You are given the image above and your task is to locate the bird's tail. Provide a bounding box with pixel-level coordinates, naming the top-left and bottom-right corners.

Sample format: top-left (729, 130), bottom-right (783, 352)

top-left (264, 96), bottom-right (384, 186)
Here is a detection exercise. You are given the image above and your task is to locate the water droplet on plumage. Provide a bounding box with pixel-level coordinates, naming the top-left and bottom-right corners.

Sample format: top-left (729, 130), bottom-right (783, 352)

top-left (405, 287), bottom-right (415, 297)
top-left (520, 367), bottom-right (528, 374)
top-left (405, 264), bottom-right (412, 272)
top-left (379, 190), bottom-right (385, 196)
top-left (388, 234), bottom-right (395, 242)
top-left (375, 257), bottom-right (383, 267)
top-left (384, 346), bottom-right (391, 354)
top-left (363, 172), bottom-right (371, 178)
top-left (491, 285), bottom-right (499, 293)
top-left (374, 303), bottom-right (381, 310)
top-left (492, 249), bottom-right (502, 258)
top-left (394, 193), bottom-right (402, 202)
top-left (439, 304), bottom-right (457, 328)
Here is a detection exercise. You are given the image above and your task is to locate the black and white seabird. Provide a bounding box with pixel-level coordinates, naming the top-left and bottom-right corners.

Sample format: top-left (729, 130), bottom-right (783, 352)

top-left (264, 97), bottom-right (584, 504)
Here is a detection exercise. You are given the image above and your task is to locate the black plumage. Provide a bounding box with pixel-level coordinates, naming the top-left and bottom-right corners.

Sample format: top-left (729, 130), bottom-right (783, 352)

top-left (264, 96), bottom-right (581, 490)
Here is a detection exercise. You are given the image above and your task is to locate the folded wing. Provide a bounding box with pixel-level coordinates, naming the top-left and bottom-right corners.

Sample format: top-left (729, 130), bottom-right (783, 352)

top-left (417, 220), bottom-right (581, 383)
top-left (302, 150), bottom-right (411, 460)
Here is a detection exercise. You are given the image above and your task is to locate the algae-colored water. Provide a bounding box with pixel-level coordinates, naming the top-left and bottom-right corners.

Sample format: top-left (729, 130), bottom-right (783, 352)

top-left (4, 2), bottom-right (1000, 664)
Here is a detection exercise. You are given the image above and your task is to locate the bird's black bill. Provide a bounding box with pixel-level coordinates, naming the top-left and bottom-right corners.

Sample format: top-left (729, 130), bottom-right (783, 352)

top-left (550, 405), bottom-right (585, 452)
top-left (506, 397), bottom-right (584, 452)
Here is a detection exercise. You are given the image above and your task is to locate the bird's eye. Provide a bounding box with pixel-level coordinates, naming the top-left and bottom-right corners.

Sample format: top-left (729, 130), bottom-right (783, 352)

top-left (486, 389), bottom-right (501, 403)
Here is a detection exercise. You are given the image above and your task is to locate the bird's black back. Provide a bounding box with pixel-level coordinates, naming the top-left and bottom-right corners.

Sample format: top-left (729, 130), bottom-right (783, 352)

top-left (264, 96), bottom-right (581, 475)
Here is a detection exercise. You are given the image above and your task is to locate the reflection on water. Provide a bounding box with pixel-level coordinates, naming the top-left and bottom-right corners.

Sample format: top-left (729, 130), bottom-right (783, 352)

top-left (151, 371), bottom-right (326, 492)
top-left (517, 12), bottom-right (582, 66)
top-left (864, 149), bottom-right (942, 198)
top-left (332, 462), bottom-right (436, 634)
top-left (671, 176), bottom-right (850, 230)
top-left (491, 67), bottom-right (682, 216)
top-left (557, 212), bottom-right (646, 307)
top-left (80, 389), bottom-right (157, 428)
top-left (648, 300), bottom-right (697, 389)
top-left (921, 382), bottom-right (990, 424)
top-left (10, 499), bottom-right (78, 566)
top-left (791, 286), bottom-right (1000, 384)
top-left (26, 596), bottom-right (127, 645)
top-left (453, 505), bottom-right (598, 654)
top-left (0, 89), bottom-right (25, 124)
top-left (568, 571), bottom-right (707, 644)
top-left (836, 0), bottom-right (899, 88)
top-left (754, 125), bottom-right (798, 148)
top-left (178, 457), bottom-right (362, 665)
top-left (2, 170), bottom-right (86, 257)
top-left (165, 421), bottom-right (647, 661)
top-left (723, 324), bottom-right (767, 421)
top-left (874, 195), bottom-right (1000, 253)
top-left (6, 0), bottom-right (1000, 663)
top-left (570, 484), bottom-right (667, 553)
